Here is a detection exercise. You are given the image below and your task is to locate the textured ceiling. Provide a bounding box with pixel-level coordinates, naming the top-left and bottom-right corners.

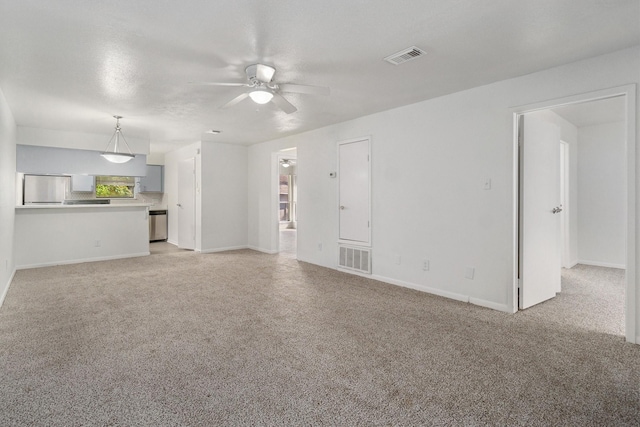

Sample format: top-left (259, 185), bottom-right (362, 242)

top-left (0, 0), bottom-right (638, 154)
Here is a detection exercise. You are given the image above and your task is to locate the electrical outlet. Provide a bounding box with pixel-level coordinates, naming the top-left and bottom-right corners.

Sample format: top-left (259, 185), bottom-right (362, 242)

top-left (395, 254), bottom-right (401, 265)
top-left (423, 259), bottom-right (430, 271)
top-left (317, 243), bottom-right (323, 251)
top-left (465, 267), bottom-right (475, 279)
top-left (95, 240), bottom-right (101, 247)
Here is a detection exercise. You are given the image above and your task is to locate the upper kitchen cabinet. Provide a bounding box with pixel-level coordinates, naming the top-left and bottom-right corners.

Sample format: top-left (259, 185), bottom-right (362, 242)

top-left (139, 165), bottom-right (164, 193)
top-left (70, 175), bottom-right (94, 192)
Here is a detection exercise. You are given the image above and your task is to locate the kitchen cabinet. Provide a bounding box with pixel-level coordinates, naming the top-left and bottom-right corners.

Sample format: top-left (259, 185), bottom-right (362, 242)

top-left (138, 165), bottom-right (164, 192)
top-left (71, 174), bottom-right (94, 192)
top-left (139, 165), bottom-right (164, 192)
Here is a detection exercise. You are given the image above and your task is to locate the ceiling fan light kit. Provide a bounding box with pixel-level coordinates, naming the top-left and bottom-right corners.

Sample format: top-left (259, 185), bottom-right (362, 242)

top-left (249, 87), bottom-right (273, 104)
top-left (101, 115), bottom-right (136, 163)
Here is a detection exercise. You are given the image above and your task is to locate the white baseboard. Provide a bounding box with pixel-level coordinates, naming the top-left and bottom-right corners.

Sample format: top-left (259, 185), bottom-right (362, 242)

top-left (577, 260), bottom-right (626, 269)
top-left (200, 245), bottom-right (249, 254)
top-left (364, 274), bottom-right (510, 313)
top-left (370, 274), bottom-right (469, 303)
top-left (336, 266), bottom-right (371, 278)
top-left (248, 245), bottom-right (278, 255)
top-left (167, 239), bottom-right (178, 246)
top-left (16, 252), bottom-right (150, 270)
top-left (468, 297), bottom-right (511, 313)
top-left (0, 267), bottom-right (16, 308)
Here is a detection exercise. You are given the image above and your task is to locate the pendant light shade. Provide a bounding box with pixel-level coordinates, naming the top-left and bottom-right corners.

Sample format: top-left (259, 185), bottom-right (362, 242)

top-left (101, 152), bottom-right (135, 163)
top-left (101, 115), bottom-right (135, 163)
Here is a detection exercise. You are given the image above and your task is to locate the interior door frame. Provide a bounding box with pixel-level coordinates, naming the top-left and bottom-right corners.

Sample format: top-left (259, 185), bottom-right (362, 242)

top-left (511, 85), bottom-right (637, 344)
top-left (275, 151), bottom-right (297, 254)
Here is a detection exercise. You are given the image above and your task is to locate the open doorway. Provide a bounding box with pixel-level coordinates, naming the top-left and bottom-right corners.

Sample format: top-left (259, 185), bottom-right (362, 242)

top-left (278, 151), bottom-right (297, 258)
top-left (514, 86), bottom-right (636, 343)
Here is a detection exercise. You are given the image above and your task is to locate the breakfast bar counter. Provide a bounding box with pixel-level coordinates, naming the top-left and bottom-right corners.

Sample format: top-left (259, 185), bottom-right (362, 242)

top-left (14, 204), bottom-right (151, 269)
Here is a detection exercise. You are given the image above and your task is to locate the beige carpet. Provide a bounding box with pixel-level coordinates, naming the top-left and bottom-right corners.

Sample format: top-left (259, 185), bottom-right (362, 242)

top-left (279, 228), bottom-right (297, 259)
top-left (0, 245), bottom-right (638, 426)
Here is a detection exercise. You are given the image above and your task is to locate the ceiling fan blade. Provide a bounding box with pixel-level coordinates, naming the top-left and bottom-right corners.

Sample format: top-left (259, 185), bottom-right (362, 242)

top-left (271, 92), bottom-right (297, 114)
top-left (189, 82), bottom-right (249, 87)
top-left (220, 92), bottom-right (250, 109)
top-left (277, 83), bottom-right (330, 96)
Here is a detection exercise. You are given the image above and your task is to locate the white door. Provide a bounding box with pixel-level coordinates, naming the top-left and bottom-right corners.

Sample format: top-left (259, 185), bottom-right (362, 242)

top-left (519, 112), bottom-right (562, 309)
top-left (178, 158), bottom-right (196, 250)
top-left (560, 141), bottom-right (570, 271)
top-left (339, 138), bottom-right (370, 244)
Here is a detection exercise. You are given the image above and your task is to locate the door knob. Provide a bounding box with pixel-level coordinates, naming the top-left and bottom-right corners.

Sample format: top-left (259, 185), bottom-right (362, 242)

top-left (176, 203), bottom-right (182, 207)
top-left (552, 206), bottom-right (563, 214)
top-left (340, 206), bottom-right (345, 210)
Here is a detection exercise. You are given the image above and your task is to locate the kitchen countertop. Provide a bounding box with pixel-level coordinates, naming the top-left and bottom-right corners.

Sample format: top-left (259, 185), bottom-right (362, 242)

top-left (16, 203), bottom-right (152, 209)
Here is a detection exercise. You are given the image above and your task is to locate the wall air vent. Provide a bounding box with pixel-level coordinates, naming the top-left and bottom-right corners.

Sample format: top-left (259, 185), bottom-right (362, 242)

top-left (383, 46), bottom-right (426, 65)
top-left (339, 245), bottom-right (372, 274)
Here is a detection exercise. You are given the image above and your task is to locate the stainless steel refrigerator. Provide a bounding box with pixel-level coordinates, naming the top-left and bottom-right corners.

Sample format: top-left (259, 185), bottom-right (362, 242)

top-left (23, 174), bottom-right (68, 204)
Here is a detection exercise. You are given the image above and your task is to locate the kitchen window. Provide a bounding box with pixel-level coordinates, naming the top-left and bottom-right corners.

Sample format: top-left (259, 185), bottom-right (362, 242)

top-left (95, 176), bottom-right (135, 198)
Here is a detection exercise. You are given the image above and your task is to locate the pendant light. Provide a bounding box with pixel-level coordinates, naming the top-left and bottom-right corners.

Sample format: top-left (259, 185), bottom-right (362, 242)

top-left (101, 115), bottom-right (135, 163)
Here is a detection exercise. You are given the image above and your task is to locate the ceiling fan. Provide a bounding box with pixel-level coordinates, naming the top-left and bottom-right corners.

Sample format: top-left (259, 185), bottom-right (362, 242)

top-left (195, 64), bottom-right (330, 114)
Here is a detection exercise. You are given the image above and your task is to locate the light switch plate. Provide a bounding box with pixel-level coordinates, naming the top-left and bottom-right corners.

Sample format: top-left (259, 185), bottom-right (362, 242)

top-left (483, 178), bottom-right (491, 190)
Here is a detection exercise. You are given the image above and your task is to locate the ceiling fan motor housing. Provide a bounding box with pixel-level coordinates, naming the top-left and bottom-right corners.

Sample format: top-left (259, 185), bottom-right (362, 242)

top-left (246, 64), bottom-right (276, 84)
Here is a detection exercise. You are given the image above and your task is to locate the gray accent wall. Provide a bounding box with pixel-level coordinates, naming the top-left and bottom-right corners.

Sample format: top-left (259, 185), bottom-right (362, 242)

top-left (17, 144), bottom-right (147, 177)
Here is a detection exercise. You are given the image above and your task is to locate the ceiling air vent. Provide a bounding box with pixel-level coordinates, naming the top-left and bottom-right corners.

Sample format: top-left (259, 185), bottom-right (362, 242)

top-left (383, 46), bottom-right (426, 65)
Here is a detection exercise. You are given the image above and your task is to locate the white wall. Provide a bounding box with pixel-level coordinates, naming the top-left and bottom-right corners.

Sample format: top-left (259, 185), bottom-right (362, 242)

top-left (247, 47), bottom-right (639, 320)
top-left (578, 121), bottom-right (626, 268)
top-left (0, 87), bottom-right (16, 306)
top-left (164, 141), bottom-right (248, 252)
top-left (146, 153), bottom-right (165, 165)
top-left (200, 142), bottom-right (248, 252)
top-left (164, 142), bottom-right (201, 248)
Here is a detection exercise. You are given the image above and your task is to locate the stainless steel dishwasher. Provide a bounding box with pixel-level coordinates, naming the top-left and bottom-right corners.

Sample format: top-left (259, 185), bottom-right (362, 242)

top-left (149, 210), bottom-right (168, 242)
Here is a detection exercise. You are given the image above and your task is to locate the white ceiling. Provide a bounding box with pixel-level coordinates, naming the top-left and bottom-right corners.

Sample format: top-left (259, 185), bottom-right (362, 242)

top-left (552, 96), bottom-right (626, 128)
top-left (0, 0), bottom-right (638, 154)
